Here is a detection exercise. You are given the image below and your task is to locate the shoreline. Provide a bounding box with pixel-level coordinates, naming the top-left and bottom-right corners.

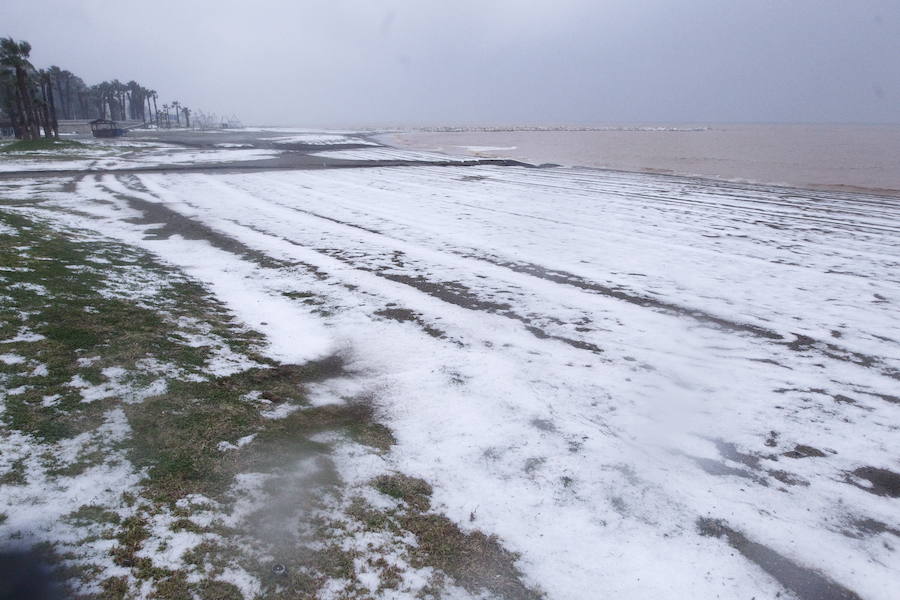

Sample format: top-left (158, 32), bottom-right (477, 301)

top-left (573, 164), bottom-right (900, 200)
top-left (383, 125), bottom-right (900, 199)
top-left (5, 127), bottom-right (899, 199)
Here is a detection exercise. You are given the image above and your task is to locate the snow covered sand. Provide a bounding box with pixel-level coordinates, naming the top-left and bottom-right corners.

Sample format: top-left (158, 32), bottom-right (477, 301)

top-left (0, 142), bottom-right (281, 172)
top-left (1, 155), bottom-right (898, 598)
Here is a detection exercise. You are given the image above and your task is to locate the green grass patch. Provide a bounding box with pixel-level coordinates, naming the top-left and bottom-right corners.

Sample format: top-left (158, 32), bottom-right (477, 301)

top-left (0, 457), bottom-right (27, 485)
top-left (364, 475), bottom-right (545, 599)
top-left (373, 473), bottom-right (433, 511)
top-left (0, 208), bottom-right (464, 599)
top-left (0, 210), bottom-right (265, 443)
top-left (0, 139), bottom-right (86, 153)
top-left (64, 504), bottom-right (122, 526)
top-left (400, 512), bottom-right (543, 600)
top-left (127, 356), bottom-right (401, 504)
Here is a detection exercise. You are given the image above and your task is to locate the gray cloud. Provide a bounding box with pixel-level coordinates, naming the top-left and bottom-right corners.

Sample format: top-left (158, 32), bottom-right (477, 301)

top-left (3, 0), bottom-right (898, 126)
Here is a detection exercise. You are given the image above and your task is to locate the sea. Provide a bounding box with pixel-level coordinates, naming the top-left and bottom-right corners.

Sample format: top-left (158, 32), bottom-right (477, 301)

top-left (387, 124), bottom-right (900, 196)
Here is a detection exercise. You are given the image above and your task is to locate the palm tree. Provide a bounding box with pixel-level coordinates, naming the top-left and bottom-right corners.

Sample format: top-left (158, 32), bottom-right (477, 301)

top-left (38, 73), bottom-right (53, 136)
top-left (126, 81), bottom-right (143, 120)
top-left (65, 74), bottom-right (88, 119)
top-left (0, 37), bottom-right (40, 140)
top-left (0, 69), bottom-right (19, 136)
top-left (91, 82), bottom-right (108, 119)
top-left (89, 83), bottom-right (101, 118)
top-left (46, 66), bottom-right (68, 119)
top-left (171, 100), bottom-right (181, 126)
top-left (181, 106), bottom-right (191, 129)
top-left (104, 80), bottom-right (115, 119)
top-left (109, 79), bottom-right (124, 120)
top-left (37, 69), bottom-right (59, 139)
top-left (144, 88), bottom-right (154, 124)
top-left (76, 88), bottom-right (91, 119)
top-left (162, 103), bottom-right (170, 128)
top-left (62, 70), bottom-right (77, 118)
top-left (151, 90), bottom-right (159, 127)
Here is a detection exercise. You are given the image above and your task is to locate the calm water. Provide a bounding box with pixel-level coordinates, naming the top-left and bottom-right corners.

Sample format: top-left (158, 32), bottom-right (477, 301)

top-left (389, 125), bottom-right (900, 195)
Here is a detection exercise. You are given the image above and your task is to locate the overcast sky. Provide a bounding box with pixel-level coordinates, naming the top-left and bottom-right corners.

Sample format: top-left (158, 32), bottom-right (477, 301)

top-left (3, 0), bottom-right (899, 126)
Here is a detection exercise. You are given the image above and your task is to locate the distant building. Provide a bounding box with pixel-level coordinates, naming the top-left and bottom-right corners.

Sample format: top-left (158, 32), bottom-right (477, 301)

top-left (90, 119), bottom-right (128, 138)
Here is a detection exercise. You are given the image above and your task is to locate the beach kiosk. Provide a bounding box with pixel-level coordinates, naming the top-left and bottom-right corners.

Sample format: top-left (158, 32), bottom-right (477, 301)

top-left (90, 118), bottom-right (128, 138)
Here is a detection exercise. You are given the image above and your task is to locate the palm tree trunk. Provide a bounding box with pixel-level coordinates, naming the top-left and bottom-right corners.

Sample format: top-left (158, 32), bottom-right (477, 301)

top-left (42, 107), bottom-right (53, 139)
top-left (14, 66), bottom-right (38, 140)
top-left (64, 77), bottom-right (72, 119)
top-left (13, 94), bottom-right (26, 139)
top-left (47, 80), bottom-right (59, 139)
top-left (39, 82), bottom-right (53, 139)
top-left (53, 78), bottom-right (66, 121)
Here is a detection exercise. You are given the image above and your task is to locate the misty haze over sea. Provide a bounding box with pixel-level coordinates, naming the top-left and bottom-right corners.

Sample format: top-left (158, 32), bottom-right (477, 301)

top-left (3, 1), bottom-right (898, 127)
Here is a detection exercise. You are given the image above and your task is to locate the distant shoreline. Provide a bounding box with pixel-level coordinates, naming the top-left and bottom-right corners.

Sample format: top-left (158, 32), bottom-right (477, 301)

top-left (385, 125), bottom-right (900, 198)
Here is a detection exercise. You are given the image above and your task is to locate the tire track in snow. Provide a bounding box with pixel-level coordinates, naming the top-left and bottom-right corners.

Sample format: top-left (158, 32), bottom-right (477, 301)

top-left (101, 175), bottom-right (603, 357)
top-left (29, 168), bottom-right (900, 600)
top-left (190, 173), bottom-right (899, 382)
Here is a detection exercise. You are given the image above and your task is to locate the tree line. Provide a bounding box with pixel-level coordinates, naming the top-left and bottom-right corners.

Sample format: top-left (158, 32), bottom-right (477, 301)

top-left (1, 36), bottom-right (193, 140)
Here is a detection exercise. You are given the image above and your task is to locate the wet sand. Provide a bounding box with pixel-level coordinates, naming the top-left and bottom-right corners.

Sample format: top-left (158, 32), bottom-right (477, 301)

top-left (386, 125), bottom-right (900, 197)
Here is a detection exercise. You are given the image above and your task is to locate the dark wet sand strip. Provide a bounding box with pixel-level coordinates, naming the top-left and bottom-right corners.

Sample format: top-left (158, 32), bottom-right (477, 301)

top-left (698, 519), bottom-right (863, 600)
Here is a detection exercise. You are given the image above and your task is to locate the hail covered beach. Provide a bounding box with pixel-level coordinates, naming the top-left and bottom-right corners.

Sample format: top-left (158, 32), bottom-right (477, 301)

top-left (0, 127), bottom-right (898, 599)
